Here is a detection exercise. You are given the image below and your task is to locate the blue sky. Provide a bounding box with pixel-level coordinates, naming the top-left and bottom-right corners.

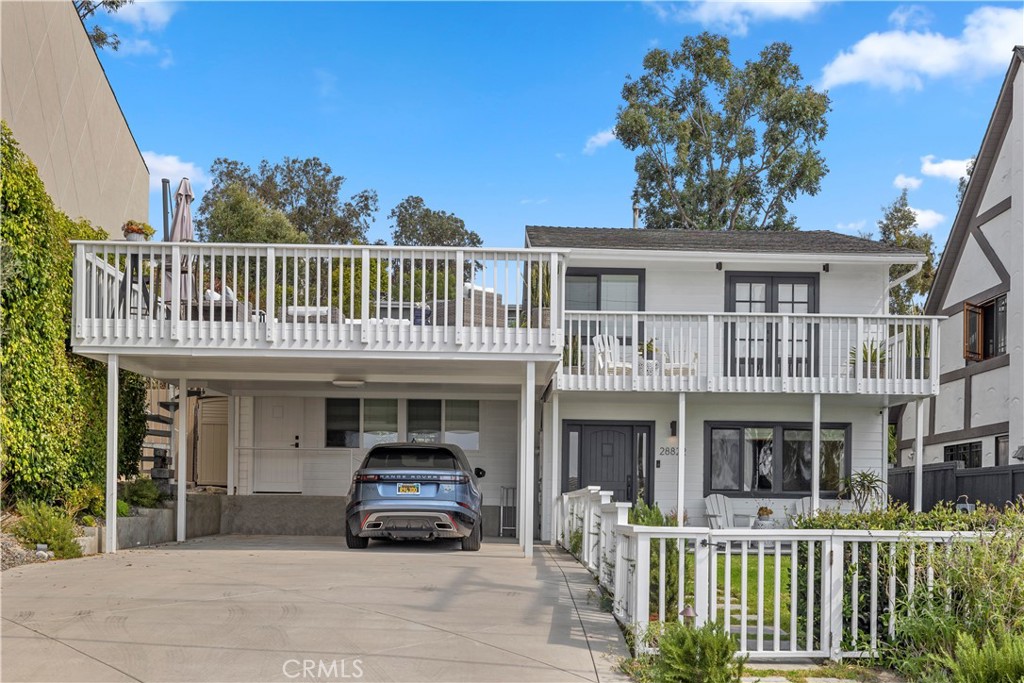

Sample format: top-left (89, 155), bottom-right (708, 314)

top-left (97, 1), bottom-right (1023, 251)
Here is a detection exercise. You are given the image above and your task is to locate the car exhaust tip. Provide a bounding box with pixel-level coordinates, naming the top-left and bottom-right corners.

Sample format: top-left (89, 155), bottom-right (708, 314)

top-left (434, 522), bottom-right (454, 531)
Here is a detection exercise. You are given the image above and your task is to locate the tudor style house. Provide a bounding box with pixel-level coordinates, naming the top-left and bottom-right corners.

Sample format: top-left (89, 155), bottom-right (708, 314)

top-left (73, 222), bottom-right (938, 554)
top-left (897, 47), bottom-right (1023, 471)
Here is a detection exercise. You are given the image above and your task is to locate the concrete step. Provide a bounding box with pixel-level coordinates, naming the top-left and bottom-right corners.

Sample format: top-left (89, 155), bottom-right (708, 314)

top-left (146, 413), bottom-right (174, 425)
top-left (150, 467), bottom-right (174, 479)
top-left (146, 428), bottom-right (172, 439)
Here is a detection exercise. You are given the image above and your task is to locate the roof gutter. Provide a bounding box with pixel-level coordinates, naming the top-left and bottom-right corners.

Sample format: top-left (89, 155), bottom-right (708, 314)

top-left (886, 260), bottom-right (924, 314)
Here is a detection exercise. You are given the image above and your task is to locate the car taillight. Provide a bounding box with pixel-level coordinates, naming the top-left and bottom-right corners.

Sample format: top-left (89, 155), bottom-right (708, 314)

top-left (456, 501), bottom-right (473, 510)
top-left (354, 473), bottom-right (380, 483)
top-left (437, 474), bottom-right (469, 484)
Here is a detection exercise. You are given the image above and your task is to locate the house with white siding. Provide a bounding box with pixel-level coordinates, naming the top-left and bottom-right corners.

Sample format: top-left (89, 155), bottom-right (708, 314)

top-left (73, 222), bottom-right (938, 554)
top-left (897, 47), bottom-right (1023, 473)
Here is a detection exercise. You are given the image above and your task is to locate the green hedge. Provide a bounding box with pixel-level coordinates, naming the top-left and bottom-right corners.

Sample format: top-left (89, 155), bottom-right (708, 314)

top-left (1, 121), bottom-right (146, 503)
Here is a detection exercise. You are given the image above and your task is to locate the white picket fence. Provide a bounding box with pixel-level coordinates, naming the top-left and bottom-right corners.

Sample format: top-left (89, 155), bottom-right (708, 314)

top-left (559, 487), bottom-right (975, 661)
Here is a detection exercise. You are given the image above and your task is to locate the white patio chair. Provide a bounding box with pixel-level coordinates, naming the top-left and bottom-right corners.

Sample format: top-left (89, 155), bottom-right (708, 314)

top-left (592, 334), bottom-right (633, 375)
top-left (661, 347), bottom-right (698, 376)
top-left (704, 494), bottom-right (753, 529)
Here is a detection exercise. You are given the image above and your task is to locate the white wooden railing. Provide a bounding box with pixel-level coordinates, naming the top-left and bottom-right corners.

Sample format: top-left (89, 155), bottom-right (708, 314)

top-left (72, 242), bottom-right (566, 355)
top-left (558, 488), bottom-right (975, 661)
top-left (560, 311), bottom-right (940, 395)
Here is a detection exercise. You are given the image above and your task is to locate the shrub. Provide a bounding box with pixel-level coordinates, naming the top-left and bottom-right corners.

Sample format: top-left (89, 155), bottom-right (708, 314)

top-left (630, 500), bottom-right (681, 620)
top-left (80, 514), bottom-right (96, 527)
top-left (0, 121), bottom-right (147, 504)
top-left (10, 500), bottom-right (82, 559)
top-left (929, 631), bottom-right (1024, 683)
top-left (116, 499), bottom-right (131, 517)
top-left (63, 483), bottom-right (105, 518)
top-left (122, 477), bottom-right (162, 508)
top-left (653, 621), bottom-right (745, 683)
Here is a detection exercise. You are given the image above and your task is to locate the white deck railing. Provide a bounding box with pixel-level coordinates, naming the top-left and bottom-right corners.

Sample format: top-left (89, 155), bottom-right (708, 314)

top-left (72, 242), bottom-right (565, 355)
top-left (558, 488), bottom-right (975, 661)
top-left (560, 311), bottom-right (940, 395)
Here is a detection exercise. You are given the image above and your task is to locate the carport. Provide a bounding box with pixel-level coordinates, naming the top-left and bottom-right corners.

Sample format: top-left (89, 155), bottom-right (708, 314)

top-left (96, 353), bottom-right (553, 558)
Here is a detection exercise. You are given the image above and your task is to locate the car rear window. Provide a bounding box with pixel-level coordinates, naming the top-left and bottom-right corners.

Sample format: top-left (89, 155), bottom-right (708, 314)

top-left (362, 448), bottom-right (460, 470)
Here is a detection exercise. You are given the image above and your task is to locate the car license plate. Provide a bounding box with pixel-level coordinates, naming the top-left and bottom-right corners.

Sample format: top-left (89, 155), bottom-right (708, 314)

top-left (397, 483), bottom-right (420, 495)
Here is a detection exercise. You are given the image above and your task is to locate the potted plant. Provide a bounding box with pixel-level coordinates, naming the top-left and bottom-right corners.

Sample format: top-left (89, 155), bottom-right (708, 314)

top-left (756, 505), bottom-right (773, 522)
top-left (638, 339), bottom-right (659, 361)
top-left (562, 335), bottom-right (582, 372)
top-left (122, 220), bottom-right (154, 242)
top-left (849, 341), bottom-right (887, 379)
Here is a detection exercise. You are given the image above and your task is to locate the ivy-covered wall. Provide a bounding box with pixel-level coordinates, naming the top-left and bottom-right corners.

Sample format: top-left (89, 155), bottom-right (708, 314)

top-left (1, 121), bottom-right (147, 503)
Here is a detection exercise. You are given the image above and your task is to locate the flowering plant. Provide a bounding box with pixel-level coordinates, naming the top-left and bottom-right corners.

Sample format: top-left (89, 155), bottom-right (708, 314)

top-left (122, 220), bottom-right (155, 238)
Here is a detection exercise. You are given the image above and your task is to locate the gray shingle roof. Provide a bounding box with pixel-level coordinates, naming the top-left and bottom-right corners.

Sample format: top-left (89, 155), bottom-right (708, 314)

top-left (525, 226), bottom-right (923, 256)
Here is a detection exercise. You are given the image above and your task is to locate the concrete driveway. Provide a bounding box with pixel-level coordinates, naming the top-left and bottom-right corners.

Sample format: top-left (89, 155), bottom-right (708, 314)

top-left (1, 536), bottom-right (629, 683)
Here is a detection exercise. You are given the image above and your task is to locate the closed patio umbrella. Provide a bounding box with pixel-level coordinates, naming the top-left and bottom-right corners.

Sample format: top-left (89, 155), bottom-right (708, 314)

top-left (165, 178), bottom-right (194, 301)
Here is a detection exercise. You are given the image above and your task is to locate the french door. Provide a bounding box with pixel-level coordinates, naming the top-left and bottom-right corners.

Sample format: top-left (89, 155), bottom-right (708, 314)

top-left (726, 274), bottom-right (819, 378)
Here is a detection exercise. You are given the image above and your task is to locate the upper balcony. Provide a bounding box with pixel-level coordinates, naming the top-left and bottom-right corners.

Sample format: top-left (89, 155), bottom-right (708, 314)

top-left (71, 242), bottom-right (566, 361)
top-left (558, 311), bottom-right (940, 397)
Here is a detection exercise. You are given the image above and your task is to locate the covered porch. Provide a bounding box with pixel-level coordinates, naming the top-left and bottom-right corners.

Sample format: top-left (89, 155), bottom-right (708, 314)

top-left (542, 390), bottom-right (935, 542)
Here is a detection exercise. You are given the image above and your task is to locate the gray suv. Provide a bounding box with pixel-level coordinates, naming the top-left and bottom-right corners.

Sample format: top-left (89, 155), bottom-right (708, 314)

top-left (345, 443), bottom-right (485, 551)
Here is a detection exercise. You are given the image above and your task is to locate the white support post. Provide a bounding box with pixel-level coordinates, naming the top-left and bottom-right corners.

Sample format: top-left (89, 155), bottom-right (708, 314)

top-left (518, 380), bottom-right (527, 552)
top-left (693, 532), bottom-right (711, 626)
top-left (104, 355), bottom-right (119, 554)
top-left (827, 535), bottom-right (844, 660)
top-left (550, 393), bottom-right (561, 543)
top-left (914, 399), bottom-right (925, 512)
top-left (677, 392), bottom-right (686, 527)
top-left (812, 393), bottom-right (821, 513)
top-left (523, 362), bottom-right (536, 559)
top-left (634, 534), bottom-right (651, 633)
top-left (227, 395), bottom-right (237, 495)
top-left (177, 377), bottom-right (188, 542)
top-left (880, 402), bottom-right (889, 509)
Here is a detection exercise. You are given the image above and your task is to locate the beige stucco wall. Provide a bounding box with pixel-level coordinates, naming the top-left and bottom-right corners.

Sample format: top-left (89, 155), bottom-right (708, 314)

top-left (1, 0), bottom-right (148, 235)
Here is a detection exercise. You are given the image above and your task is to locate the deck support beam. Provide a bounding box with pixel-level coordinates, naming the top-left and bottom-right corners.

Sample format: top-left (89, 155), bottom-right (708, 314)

top-left (519, 362), bottom-right (536, 558)
top-left (177, 376), bottom-right (188, 542)
top-left (105, 354), bottom-right (119, 554)
top-left (549, 392), bottom-right (560, 543)
top-left (914, 398), bottom-right (925, 512)
top-left (227, 394), bottom-right (237, 495)
top-left (811, 393), bottom-right (821, 513)
top-left (677, 392), bottom-right (686, 526)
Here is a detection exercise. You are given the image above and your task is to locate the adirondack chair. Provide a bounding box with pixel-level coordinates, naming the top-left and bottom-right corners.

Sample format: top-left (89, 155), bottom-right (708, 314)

top-left (592, 334), bottom-right (633, 375)
top-left (704, 494), bottom-right (753, 529)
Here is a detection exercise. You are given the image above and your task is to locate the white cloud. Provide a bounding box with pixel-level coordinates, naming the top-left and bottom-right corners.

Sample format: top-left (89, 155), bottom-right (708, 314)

top-left (909, 206), bottom-right (945, 230)
top-left (648, 1), bottom-right (825, 36)
top-left (821, 6), bottom-right (1024, 91)
top-left (893, 174), bottom-right (923, 190)
top-left (920, 155), bottom-right (971, 182)
top-left (834, 220), bottom-right (866, 234)
top-left (141, 152), bottom-right (207, 191)
top-left (118, 38), bottom-right (157, 56)
top-left (110, 1), bottom-right (178, 32)
top-left (519, 198), bottom-right (549, 206)
top-left (158, 50), bottom-right (174, 69)
top-left (583, 129), bottom-right (616, 155)
top-left (888, 5), bottom-right (931, 30)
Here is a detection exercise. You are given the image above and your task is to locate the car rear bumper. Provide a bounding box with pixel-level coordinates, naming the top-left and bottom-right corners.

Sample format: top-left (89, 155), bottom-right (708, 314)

top-left (346, 500), bottom-right (480, 540)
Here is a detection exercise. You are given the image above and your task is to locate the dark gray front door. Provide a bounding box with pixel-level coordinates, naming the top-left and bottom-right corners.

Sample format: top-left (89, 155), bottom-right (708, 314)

top-left (564, 422), bottom-right (653, 504)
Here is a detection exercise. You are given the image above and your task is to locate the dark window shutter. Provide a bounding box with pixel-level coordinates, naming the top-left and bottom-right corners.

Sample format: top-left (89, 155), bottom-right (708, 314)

top-left (964, 303), bottom-right (983, 361)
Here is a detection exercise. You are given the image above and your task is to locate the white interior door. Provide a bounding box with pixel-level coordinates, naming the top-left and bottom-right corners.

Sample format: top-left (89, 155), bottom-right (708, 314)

top-left (253, 397), bottom-right (304, 492)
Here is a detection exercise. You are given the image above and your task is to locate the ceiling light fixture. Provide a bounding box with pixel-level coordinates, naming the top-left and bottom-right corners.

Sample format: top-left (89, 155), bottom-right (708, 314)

top-left (331, 379), bottom-right (366, 388)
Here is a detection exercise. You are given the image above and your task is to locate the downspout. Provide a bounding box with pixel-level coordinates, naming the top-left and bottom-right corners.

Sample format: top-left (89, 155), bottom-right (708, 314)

top-left (886, 261), bottom-right (924, 315)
